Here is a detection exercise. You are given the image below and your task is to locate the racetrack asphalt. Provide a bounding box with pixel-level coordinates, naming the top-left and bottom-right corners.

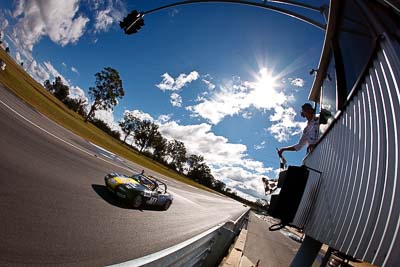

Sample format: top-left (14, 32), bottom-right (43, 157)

top-left (0, 84), bottom-right (248, 266)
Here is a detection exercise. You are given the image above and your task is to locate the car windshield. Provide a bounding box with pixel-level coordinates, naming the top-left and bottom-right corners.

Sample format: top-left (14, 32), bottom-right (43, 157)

top-left (131, 174), bottom-right (157, 190)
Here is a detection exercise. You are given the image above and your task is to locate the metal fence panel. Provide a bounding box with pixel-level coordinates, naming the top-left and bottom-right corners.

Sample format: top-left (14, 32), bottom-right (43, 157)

top-left (302, 35), bottom-right (400, 266)
top-left (292, 170), bottom-right (321, 229)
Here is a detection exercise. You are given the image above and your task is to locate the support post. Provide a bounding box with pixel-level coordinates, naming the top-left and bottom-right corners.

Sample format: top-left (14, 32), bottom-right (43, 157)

top-left (319, 246), bottom-right (334, 267)
top-left (290, 235), bottom-right (322, 267)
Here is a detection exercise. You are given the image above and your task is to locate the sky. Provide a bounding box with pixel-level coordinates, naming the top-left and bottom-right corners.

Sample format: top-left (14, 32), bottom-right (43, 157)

top-left (0, 0), bottom-right (328, 201)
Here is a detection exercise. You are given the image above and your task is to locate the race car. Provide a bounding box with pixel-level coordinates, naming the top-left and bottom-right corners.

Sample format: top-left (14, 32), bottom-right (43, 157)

top-left (104, 172), bottom-right (173, 210)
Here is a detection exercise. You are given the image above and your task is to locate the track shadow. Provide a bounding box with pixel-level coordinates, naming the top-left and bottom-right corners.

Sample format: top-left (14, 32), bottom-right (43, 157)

top-left (91, 184), bottom-right (165, 211)
top-left (92, 184), bottom-right (131, 209)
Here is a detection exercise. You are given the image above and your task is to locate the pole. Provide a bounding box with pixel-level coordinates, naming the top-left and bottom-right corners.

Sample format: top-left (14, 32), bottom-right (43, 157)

top-left (142, 0), bottom-right (326, 31)
top-left (290, 235), bottom-right (322, 267)
top-left (266, 0), bottom-right (323, 12)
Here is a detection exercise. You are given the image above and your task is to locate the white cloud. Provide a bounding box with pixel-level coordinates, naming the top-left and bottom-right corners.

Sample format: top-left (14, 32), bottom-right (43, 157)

top-left (23, 58), bottom-right (86, 103)
top-left (157, 114), bottom-right (172, 123)
top-left (94, 109), bottom-right (119, 130)
top-left (28, 59), bottom-right (50, 82)
top-left (159, 122), bottom-right (246, 165)
top-left (186, 75), bottom-right (288, 125)
top-left (43, 61), bottom-right (69, 85)
top-left (11, 0), bottom-right (89, 52)
top-left (214, 166), bottom-right (259, 183)
top-left (290, 78), bottom-right (305, 87)
top-left (123, 109), bottom-right (154, 122)
top-left (15, 51), bottom-right (22, 63)
top-left (195, 92), bottom-right (208, 103)
top-left (254, 141), bottom-right (266, 150)
top-left (71, 66), bottom-right (79, 75)
top-left (4, 33), bottom-right (30, 61)
top-left (156, 71), bottom-right (199, 91)
top-left (214, 167), bottom-right (271, 200)
top-left (267, 106), bottom-right (305, 142)
top-left (242, 111), bottom-right (252, 119)
top-left (202, 78), bottom-right (216, 90)
top-left (170, 93), bottom-right (182, 107)
top-left (162, 127), bottom-right (270, 198)
top-left (158, 121), bottom-right (272, 179)
top-left (0, 40), bottom-right (9, 50)
top-left (0, 17), bottom-right (9, 37)
top-left (12, 0), bottom-right (25, 17)
top-left (1, 5), bottom-right (89, 100)
top-left (94, 0), bottom-right (126, 32)
top-left (92, 0), bottom-right (126, 33)
top-left (156, 73), bottom-right (174, 91)
top-left (94, 9), bottom-right (114, 32)
top-left (168, 9), bottom-right (179, 17)
top-left (69, 86), bottom-right (87, 103)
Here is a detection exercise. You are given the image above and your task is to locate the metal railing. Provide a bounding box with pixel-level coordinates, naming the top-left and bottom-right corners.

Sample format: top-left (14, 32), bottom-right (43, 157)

top-left (109, 209), bottom-right (250, 267)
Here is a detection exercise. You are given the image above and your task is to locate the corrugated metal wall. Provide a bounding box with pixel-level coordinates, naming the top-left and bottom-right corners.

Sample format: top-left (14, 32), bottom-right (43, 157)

top-left (292, 169), bottom-right (321, 229)
top-left (301, 35), bottom-right (400, 267)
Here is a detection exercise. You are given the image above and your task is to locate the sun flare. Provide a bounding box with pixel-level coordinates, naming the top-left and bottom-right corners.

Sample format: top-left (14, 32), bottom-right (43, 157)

top-left (256, 68), bottom-right (277, 91)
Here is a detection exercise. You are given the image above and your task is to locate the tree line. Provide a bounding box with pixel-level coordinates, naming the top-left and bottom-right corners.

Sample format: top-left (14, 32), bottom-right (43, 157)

top-left (43, 67), bottom-right (220, 189)
top-left (43, 67), bottom-right (263, 208)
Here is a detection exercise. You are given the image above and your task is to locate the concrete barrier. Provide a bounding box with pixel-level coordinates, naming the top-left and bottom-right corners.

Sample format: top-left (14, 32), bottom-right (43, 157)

top-left (109, 209), bottom-right (250, 267)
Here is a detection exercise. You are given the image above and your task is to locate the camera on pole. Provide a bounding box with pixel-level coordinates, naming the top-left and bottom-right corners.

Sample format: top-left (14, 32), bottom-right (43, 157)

top-left (120, 10), bottom-right (145, 35)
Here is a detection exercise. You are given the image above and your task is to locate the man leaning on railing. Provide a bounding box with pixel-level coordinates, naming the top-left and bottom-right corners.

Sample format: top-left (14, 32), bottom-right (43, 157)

top-left (277, 103), bottom-right (319, 156)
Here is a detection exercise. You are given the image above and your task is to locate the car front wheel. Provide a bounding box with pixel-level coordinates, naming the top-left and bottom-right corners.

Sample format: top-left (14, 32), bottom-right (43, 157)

top-left (132, 195), bottom-right (143, 208)
top-left (163, 200), bottom-right (172, 211)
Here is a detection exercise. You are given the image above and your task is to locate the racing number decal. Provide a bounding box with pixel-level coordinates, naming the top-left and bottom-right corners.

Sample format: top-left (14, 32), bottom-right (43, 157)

top-left (147, 197), bottom-right (157, 205)
top-left (143, 190), bottom-right (152, 197)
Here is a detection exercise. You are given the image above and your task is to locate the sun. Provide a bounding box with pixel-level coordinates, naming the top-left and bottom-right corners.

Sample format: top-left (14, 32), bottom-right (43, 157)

top-left (256, 68), bottom-right (277, 90)
top-left (247, 67), bottom-right (281, 104)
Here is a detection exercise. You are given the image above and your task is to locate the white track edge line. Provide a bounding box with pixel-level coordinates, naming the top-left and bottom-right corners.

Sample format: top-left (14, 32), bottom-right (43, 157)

top-left (0, 98), bottom-right (133, 173)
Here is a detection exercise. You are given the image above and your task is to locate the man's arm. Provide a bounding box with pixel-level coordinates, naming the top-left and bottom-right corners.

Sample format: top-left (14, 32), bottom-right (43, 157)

top-left (278, 133), bottom-right (307, 156)
top-left (277, 145), bottom-right (296, 156)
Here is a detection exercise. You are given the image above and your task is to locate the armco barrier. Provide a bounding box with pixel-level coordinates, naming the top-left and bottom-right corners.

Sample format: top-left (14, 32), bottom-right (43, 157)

top-left (110, 209), bottom-right (250, 267)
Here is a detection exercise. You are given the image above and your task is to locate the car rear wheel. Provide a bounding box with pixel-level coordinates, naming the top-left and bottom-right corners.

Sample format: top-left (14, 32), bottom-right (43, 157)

top-left (163, 200), bottom-right (172, 211)
top-left (132, 195), bottom-right (143, 208)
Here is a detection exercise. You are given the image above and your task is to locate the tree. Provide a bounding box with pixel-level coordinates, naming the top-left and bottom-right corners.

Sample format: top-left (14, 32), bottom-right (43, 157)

top-left (85, 67), bottom-right (124, 122)
top-left (255, 199), bottom-right (268, 209)
top-left (187, 154), bottom-right (215, 186)
top-left (119, 112), bottom-right (140, 143)
top-left (64, 97), bottom-right (87, 115)
top-left (213, 180), bottom-right (226, 192)
top-left (53, 76), bottom-right (69, 101)
top-left (91, 118), bottom-right (121, 140)
top-left (194, 163), bottom-right (214, 187)
top-left (43, 76), bottom-right (69, 102)
top-left (133, 120), bottom-right (160, 153)
top-left (44, 79), bottom-right (52, 92)
top-left (187, 154), bottom-right (204, 172)
top-left (167, 139), bottom-right (187, 173)
top-left (152, 134), bottom-right (168, 162)
top-left (5, 47), bottom-right (10, 53)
